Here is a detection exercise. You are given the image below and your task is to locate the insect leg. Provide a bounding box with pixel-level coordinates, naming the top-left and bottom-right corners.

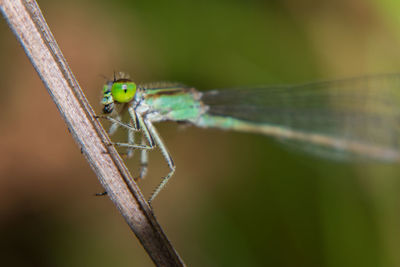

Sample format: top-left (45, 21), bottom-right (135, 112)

top-left (105, 113), bottom-right (121, 135)
top-left (108, 108), bottom-right (154, 150)
top-left (140, 118), bottom-right (176, 204)
top-left (108, 114), bottom-right (120, 135)
top-left (137, 135), bottom-right (149, 180)
top-left (98, 115), bottom-right (137, 132)
top-left (128, 106), bottom-right (140, 130)
top-left (126, 122), bottom-right (136, 158)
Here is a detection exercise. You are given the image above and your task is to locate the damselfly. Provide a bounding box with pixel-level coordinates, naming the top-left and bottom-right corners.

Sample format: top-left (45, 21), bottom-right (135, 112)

top-left (100, 73), bottom-right (400, 203)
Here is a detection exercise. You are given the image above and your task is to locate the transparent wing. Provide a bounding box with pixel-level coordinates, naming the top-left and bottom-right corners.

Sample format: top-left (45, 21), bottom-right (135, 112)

top-left (201, 74), bottom-right (400, 160)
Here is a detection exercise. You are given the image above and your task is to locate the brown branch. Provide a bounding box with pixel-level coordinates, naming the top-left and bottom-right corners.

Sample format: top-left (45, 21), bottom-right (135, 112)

top-left (0, 0), bottom-right (185, 266)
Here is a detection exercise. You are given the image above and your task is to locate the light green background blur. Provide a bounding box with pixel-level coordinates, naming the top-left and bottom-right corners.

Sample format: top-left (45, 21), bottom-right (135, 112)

top-left (1, 0), bottom-right (400, 266)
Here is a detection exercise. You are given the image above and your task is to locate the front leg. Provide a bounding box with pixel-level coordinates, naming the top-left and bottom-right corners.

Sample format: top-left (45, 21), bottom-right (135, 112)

top-left (111, 107), bottom-right (156, 151)
top-left (98, 114), bottom-right (138, 133)
top-left (99, 109), bottom-right (153, 151)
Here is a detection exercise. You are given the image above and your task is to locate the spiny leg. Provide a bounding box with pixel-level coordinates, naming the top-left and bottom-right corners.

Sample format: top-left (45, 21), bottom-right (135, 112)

top-left (124, 109), bottom-right (139, 158)
top-left (111, 142), bottom-right (153, 150)
top-left (98, 115), bottom-right (138, 132)
top-left (100, 109), bottom-right (152, 150)
top-left (142, 118), bottom-right (176, 204)
top-left (136, 135), bottom-right (149, 181)
top-left (128, 106), bottom-right (139, 130)
top-left (126, 122), bottom-right (135, 158)
top-left (108, 114), bottom-right (122, 135)
top-left (103, 110), bottom-right (175, 204)
top-left (133, 108), bottom-right (155, 147)
top-left (111, 108), bottom-right (156, 150)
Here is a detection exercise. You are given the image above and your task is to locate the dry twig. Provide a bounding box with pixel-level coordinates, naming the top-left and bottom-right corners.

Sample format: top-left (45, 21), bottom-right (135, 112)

top-left (0, 0), bottom-right (185, 266)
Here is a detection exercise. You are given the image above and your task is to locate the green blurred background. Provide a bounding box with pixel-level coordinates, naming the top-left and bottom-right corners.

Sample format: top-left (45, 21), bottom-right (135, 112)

top-left (1, 0), bottom-right (400, 266)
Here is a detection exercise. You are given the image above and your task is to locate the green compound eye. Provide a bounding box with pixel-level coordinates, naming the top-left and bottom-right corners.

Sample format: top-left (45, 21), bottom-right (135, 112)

top-left (111, 81), bottom-right (136, 103)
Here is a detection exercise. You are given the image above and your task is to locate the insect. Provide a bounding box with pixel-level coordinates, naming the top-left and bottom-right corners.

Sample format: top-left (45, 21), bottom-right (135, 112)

top-left (100, 73), bottom-right (400, 204)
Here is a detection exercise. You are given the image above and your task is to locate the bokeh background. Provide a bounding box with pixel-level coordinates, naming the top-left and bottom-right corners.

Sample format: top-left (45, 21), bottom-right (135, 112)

top-left (1, 0), bottom-right (400, 266)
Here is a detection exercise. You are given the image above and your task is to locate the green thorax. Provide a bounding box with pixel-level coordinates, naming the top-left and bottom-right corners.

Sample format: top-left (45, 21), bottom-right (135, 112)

top-left (140, 83), bottom-right (205, 122)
